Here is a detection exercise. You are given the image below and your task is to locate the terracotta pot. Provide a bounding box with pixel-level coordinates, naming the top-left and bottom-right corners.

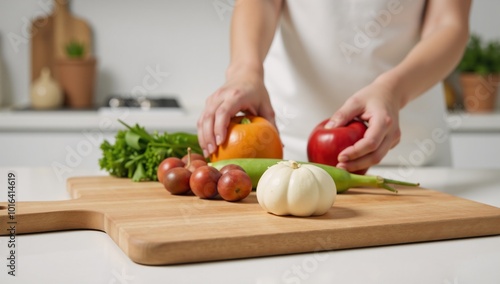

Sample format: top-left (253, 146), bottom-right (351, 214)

top-left (459, 73), bottom-right (500, 113)
top-left (55, 57), bottom-right (97, 108)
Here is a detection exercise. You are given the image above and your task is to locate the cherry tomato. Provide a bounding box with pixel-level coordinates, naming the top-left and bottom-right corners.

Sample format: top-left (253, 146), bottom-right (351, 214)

top-left (157, 157), bottom-right (185, 183)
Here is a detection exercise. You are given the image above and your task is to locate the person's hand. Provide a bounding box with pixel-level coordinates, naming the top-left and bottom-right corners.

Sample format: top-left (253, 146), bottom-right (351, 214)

top-left (324, 80), bottom-right (402, 172)
top-left (197, 66), bottom-right (276, 158)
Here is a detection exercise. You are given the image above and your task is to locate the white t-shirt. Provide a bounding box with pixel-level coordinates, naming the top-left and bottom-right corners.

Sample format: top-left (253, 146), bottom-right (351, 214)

top-left (264, 0), bottom-right (451, 167)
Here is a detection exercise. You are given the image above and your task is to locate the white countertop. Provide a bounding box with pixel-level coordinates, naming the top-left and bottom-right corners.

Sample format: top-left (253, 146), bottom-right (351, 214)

top-left (1, 166), bottom-right (499, 284)
top-left (1, 107), bottom-right (500, 133)
top-left (0, 107), bottom-right (201, 132)
top-left (447, 111), bottom-right (500, 132)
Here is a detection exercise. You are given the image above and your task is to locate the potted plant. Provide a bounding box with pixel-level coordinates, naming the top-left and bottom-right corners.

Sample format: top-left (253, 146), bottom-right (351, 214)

top-left (66, 40), bottom-right (85, 58)
top-left (55, 40), bottom-right (97, 109)
top-left (456, 34), bottom-right (500, 113)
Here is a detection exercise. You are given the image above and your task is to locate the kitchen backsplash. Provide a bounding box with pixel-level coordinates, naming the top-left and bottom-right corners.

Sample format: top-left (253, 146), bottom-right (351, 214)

top-left (0, 0), bottom-right (499, 110)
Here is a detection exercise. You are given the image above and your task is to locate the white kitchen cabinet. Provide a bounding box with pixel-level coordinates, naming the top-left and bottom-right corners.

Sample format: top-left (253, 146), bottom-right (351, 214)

top-left (0, 108), bottom-right (199, 179)
top-left (0, 131), bottom-right (114, 181)
top-left (447, 112), bottom-right (500, 169)
top-left (450, 132), bottom-right (500, 169)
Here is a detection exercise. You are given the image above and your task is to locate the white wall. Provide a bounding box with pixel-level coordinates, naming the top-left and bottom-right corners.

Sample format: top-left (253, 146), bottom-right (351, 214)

top-left (0, 0), bottom-right (235, 108)
top-left (0, 0), bottom-right (499, 109)
top-left (468, 0), bottom-right (500, 42)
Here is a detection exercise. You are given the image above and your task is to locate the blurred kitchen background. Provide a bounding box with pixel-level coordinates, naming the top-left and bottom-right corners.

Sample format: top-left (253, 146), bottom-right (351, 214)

top-left (0, 0), bottom-right (233, 109)
top-left (0, 0), bottom-right (499, 174)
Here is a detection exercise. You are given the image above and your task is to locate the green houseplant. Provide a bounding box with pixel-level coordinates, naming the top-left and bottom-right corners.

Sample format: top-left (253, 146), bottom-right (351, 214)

top-left (65, 40), bottom-right (86, 59)
top-left (456, 34), bottom-right (500, 113)
top-left (55, 40), bottom-right (97, 109)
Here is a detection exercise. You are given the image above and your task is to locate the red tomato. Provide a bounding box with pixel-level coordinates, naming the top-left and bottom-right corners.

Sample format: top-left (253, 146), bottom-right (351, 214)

top-left (307, 119), bottom-right (368, 175)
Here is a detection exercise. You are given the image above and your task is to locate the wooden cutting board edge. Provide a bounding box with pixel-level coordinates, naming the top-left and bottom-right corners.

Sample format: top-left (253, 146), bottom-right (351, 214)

top-left (123, 212), bottom-right (500, 265)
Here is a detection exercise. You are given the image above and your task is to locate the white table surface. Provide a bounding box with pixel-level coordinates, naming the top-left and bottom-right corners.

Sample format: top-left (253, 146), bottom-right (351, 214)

top-left (1, 166), bottom-right (499, 284)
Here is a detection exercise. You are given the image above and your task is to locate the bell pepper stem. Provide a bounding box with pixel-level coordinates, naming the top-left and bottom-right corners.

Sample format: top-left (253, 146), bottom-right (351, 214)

top-left (240, 117), bottom-right (252, 124)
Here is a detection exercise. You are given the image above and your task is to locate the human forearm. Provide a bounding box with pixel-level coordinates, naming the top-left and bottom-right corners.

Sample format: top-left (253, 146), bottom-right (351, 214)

top-left (226, 0), bottom-right (282, 78)
top-left (198, 0), bottom-right (282, 156)
top-left (375, 0), bottom-right (472, 108)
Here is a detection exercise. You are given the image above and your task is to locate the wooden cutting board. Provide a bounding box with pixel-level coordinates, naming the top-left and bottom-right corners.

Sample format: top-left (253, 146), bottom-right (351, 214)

top-left (31, 0), bottom-right (93, 82)
top-left (1, 176), bottom-right (500, 265)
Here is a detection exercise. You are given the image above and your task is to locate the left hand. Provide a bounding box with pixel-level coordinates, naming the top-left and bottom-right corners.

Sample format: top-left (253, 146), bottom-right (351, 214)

top-left (324, 80), bottom-right (402, 172)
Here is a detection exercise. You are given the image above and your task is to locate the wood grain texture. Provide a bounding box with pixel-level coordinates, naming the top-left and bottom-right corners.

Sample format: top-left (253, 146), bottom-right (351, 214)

top-left (31, 0), bottom-right (92, 82)
top-left (1, 176), bottom-right (500, 265)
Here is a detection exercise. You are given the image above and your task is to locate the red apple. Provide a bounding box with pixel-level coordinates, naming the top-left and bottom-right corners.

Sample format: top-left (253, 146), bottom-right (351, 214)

top-left (307, 119), bottom-right (368, 175)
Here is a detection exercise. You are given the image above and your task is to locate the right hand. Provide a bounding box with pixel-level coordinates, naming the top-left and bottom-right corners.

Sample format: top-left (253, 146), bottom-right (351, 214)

top-left (197, 66), bottom-right (276, 158)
